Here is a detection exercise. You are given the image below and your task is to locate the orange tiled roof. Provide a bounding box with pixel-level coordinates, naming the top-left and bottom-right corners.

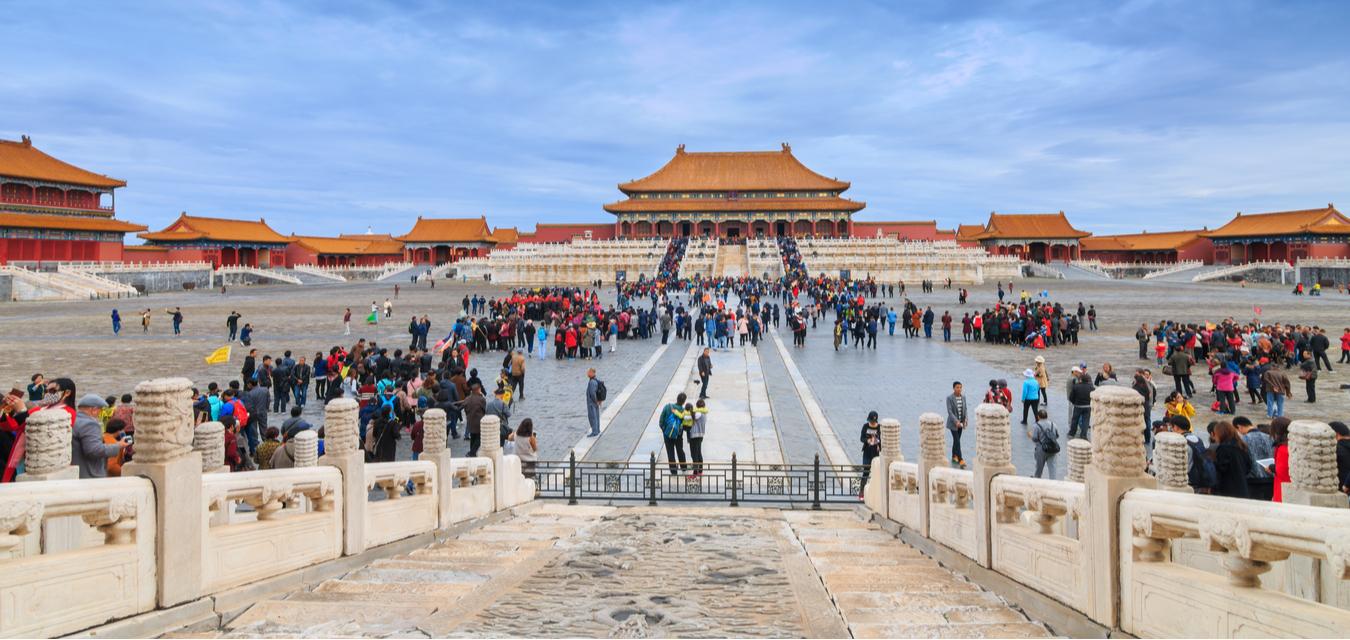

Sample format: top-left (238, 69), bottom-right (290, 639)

top-left (1081, 229), bottom-right (1206, 252)
top-left (619, 144), bottom-right (850, 193)
top-left (139, 213), bottom-right (290, 244)
top-left (395, 216), bottom-right (495, 243)
top-left (0, 211), bottom-right (146, 233)
top-left (0, 137), bottom-right (126, 188)
top-left (489, 227), bottom-right (520, 244)
top-left (291, 234), bottom-right (405, 255)
top-left (604, 196), bottom-right (865, 214)
top-left (1202, 205), bottom-right (1350, 238)
top-left (971, 212), bottom-right (1090, 240)
top-left (955, 224), bottom-right (985, 241)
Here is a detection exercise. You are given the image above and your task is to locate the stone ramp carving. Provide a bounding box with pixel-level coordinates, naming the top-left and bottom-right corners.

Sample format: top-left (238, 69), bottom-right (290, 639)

top-left (169, 505), bottom-right (1050, 639)
top-left (783, 510), bottom-right (1051, 639)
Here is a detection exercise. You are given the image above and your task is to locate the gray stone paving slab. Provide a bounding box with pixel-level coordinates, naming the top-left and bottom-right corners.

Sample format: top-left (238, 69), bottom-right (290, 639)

top-left (582, 340), bottom-right (693, 461)
top-left (756, 338), bottom-right (826, 465)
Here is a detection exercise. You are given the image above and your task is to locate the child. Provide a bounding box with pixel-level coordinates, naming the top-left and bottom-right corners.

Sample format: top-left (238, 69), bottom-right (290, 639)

top-left (104, 418), bottom-right (128, 477)
top-left (1155, 341), bottom-right (1167, 366)
top-left (220, 416), bottom-right (243, 471)
top-left (686, 400), bottom-right (708, 477)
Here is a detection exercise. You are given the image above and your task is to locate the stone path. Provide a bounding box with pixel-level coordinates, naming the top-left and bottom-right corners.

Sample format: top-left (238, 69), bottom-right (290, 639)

top-left (784, 510), bottom-right (1050, 639)
top-left (173, 505), bottom-right (1050, 638)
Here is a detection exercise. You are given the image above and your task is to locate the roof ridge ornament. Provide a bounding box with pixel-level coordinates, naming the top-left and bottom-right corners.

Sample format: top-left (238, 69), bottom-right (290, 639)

top-left (676, 144), bottom-right (685, 154)
top-left (781, 142), bottom-right (790, 151)
top-left (20, 135), bottom-right (31, 146)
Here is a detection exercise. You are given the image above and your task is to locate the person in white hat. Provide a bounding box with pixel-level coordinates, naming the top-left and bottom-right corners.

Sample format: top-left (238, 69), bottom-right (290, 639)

top-left (1033, 356), bottom-right (1050, 410)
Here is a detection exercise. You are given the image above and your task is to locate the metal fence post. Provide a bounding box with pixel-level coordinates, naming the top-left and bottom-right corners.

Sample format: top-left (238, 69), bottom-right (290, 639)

top-left (568, 450), bottom-right (578, 506)
top-left (648, 451), bottom-right (658, 506)
top-left (730, 452), bottom-right (739, 507)
top-left (812, 454), bottom-right (822, 510)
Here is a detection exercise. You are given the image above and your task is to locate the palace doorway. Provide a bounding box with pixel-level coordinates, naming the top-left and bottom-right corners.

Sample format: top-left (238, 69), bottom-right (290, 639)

top-left (775, 221), bottom-right (787, 237)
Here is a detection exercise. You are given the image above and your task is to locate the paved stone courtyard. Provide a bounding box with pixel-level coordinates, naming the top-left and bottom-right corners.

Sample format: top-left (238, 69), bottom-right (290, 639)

top-left (2, 277), bottom-right (1347, 476)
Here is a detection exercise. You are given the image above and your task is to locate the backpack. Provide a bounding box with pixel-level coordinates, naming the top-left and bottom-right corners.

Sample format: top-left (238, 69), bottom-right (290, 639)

top-left (1037, 421), bottom-right (1060, 455)
top-left (660, 404), bottom-right (682, 440)
top-left (594, 380), bottom-right (607, 403)
top-left (1186, 436), bottom-right (1217, 489)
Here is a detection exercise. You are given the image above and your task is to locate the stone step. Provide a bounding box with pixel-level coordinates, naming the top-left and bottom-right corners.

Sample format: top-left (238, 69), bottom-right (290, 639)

top-left (225, 599), bottom-right (438, 635)
top-left (313, 579), bottom-right (476, 600)
top-left (851, 621), bottom-right (1050, 638)
top-left (367, 558), bottom-right (510, 575)
top-left (342, 566), bottom-right (492, 584)
top-left (834, 590), bottom-right (1008, 611)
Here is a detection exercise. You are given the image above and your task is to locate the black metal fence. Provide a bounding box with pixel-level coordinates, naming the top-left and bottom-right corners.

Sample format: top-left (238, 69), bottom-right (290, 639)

top-left (533, 452), bottom-right (867, 508)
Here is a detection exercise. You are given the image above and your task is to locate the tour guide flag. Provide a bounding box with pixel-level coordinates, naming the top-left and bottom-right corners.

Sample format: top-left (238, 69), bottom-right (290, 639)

top-left (205, 345), bottom-right (231, 365)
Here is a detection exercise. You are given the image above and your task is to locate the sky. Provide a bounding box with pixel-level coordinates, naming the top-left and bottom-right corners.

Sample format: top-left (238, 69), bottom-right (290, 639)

top-left (3, 0), bottom-right (1349, 238)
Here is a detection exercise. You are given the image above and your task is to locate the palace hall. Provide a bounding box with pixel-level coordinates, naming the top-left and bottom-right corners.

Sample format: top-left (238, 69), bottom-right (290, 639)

top-left (603, 143), bottom-right (865, 239)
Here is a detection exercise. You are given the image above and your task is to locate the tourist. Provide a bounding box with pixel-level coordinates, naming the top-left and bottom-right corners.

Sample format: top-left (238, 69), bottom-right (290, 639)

top-left (1132, 369), bottom-right (1157, 445)
top-left (1136, 323), bottom-right (1150, 360)
top-left (103, 418), bottom-right (128, 477)
top-left (1032, 356), bottom-right (1049, 408)
top-left (256, 427), bottom-right (282, 470)
top-left (141, 308), bottom-right (151, 333)
top-left (243, 379), bottom-right (269, 457)
top-left (487, 386), bottom-right (512, 444)
top-left (343, 307), bottom-right (352, 335)
top-left (1163, 390), bottom-right (1195, 422)
top-left (111, 308), bottom-right (121, 335)
top-left (1094, 362), bottom-right (1117, 387)
top-left (1167, 347), bottom-right (1195, 398)
top-left (241, 349), bottom-right (257, 384)
top-left (860, 411), bottom-right (881, 497)
top-left (1298, 351), bottom-right (1317, 403)
top-left (1330, 421), bottom-right (1350, 496)
top-left (585, 369), bottom-right (602, 437)
top-left (1235, 416), bottom-right (1274, 500)
top-left (1019, 370), bottom-right (1040, 425)
top-left (514, 419), bottom-right (538, 479)
top-left (659, 393), bottom-right (689, 476)
top-left (226, 310), bottom-right (241, 342)
top-left (508, 349), bottom-right (526, 401)
top-left (166, 307), bottom-right (184, 335)
top-left (291, 356), bottom-right (311, 408)
top-left (369, 407), bottom-right (400, 463)
top-left (697, 347), bottom-right (712, 399)
top-left (1261, 365), bottom-right (1291, 417)
top-left (1211, 421), bottom-right (1252, 498)
top-left (74, 394), bottom-right (125, 479)
top-left (687, 398), bottom-right (707, 477)
top-left (239, 323), bottom-right (254, 346)
top-left (1268, 417), bottom-right (1291, 502)
top-left (383, 298), bottom-right (393, 319)
top-left (1310, 327), bottom-right (1333, 371)
top-left (1340, 328), bottom-right (1350, 364)
top-left (1170, 416), bottom-right (1214, 494)
top-left (946, 381), bottom-right (967, 468)
top-left (1067, 370), bottom-right (1094, 440)
top-left (272, 351), bottom-right (294, 414)
top-left (1028, 409), bottom-right (1060, 479)
top-left (220, 416), bottom-right (243, 471)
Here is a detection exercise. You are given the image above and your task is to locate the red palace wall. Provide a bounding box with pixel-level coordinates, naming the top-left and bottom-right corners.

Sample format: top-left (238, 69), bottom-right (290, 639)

top-left (524, 224), bottom-right (617, 243)
top-left (0, 238), bottom-right (124, 264)
top-left (1305, 242), bottom-right (1350, 259)
top-left (851, 221), bottom-right (948, 242)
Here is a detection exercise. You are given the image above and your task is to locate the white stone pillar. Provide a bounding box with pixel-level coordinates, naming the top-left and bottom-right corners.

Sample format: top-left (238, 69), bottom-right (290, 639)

top-left (1066, 438), bottom-right (1092, 483)
top-left (293, 430), bottom-right (318, 468)
top-left (917, 412), bottom-right (945, 537)
top-left (1083, 385), bottom-right (1155, 627)
top-left (122, 377), bottom-right (202, 607)
top-left (1283, 420), bottom-right (1345, 602)
top-left (192, 421), bottom-right (228, 474)
top-left (1152, 432), bottom-right (1192, 493)
top-left (19, 409), bottom-right (82, 554)
top-left (867, 418), bottom-right (902, 518)
top-left (480, 415), bottom-right (503, 511)
top-left (321, 398), bottom-right (365, 555)
top-left (19, 409), bottom-right (76, 481)
top-left (973, 403), bottom-right (1015, 568)
top-left (422, 408), bottom-right (453, 528)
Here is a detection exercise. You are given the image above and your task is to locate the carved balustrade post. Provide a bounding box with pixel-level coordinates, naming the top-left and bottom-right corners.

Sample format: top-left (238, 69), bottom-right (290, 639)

top-left (867, 418), bottom-right (902, 519)
top-left (1066, 439), bottom-right (1092, 483)
top-left (293, 430), bottom-right (318, 468)
top-left (972, 403), bottom-right (1015, 568)
top-left (122, 377), bottom-right (202, 606)
top-left (422, 408), bottom-right (453, 528)
top-left (1282, 420), bottom-right (1345, 600)
top-left (321, 398), bottom-right (365, 554)
top-left (20, 409), bottom-right (77, 480)
top-left (193, 421), bottom-right (228, 473)
top-left (480, 415), bottom-right (503, 511)
top-left (1152, 432), bottom-right (1192, 493)
top-left (1083, 385), bottom-right (1155, 627)
top-left (916, 412), bottom-right (945, 537)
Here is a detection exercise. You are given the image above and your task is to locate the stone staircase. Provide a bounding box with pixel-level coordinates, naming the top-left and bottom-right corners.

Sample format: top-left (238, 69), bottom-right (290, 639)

top-left (715, 243), bottom-right (749, 279)
top-left (214, 265), bottom-right (303, 285)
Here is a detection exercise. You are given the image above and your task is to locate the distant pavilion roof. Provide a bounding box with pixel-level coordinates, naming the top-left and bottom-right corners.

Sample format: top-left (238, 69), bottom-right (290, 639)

top-left (955, 224), bottom-right (986, 242)
top-left (489, 227), bottom-right (520, 244)
top-left (618, 144), bottom-right (850, 194)
top-left (1080, 229), bottom-right (1208, 252)
top-left (971, 212), bottom-right (1090, 240)
top-left (1201, 205), bottom-right (1350, 238)
top-left (395, 216), bottom-right (496, 243)
top-left (0, 136), bottom-right (126, 188)
top-left (140, 213), bottom-right (290, 244)
top-left (291, 234), bottom-right (405, 255)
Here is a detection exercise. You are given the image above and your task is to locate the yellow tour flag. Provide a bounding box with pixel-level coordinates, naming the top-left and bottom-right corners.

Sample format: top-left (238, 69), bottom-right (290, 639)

top-left (205, 345), bottom-right (231, 365)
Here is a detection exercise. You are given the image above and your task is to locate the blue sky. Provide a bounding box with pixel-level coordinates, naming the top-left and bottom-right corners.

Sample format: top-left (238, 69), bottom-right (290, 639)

top-left (3, 0), bottom-right (1348, 237)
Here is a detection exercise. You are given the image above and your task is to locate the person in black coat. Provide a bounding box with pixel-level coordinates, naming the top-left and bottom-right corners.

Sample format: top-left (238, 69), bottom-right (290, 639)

top-left (1212, 421), bottom-right (1252, 498)
top-left (859, 411), bottom-right (881, 499)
